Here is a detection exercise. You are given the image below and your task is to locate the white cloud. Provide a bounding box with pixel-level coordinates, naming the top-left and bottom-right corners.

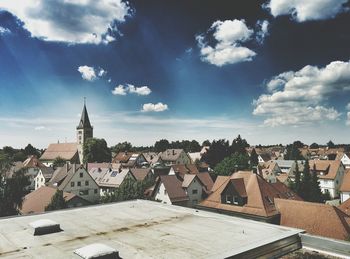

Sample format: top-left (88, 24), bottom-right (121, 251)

top-left (78, 66), bottom-right (106, 81)
top-left (347, 112), bottom-right (350, 126)
top-left (255, 20), bottom-right (269, 44)
top-left (0, 0), bottom-right (131, 44)
top-left (111, 84), bottom-right (152, 96)
top-left (0, 26), bottom-right (11, 35)
top-left (196, 19), bottom-right (256, 66)
top-left (265, 0), bottom-right (348, 22)
top-left (142, 103), bottom-right (168, 112)
top-left (253, 60), bottom-right (350, 126)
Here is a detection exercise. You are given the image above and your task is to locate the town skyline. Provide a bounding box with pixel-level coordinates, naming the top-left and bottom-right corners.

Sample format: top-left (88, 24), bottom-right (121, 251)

top-left (1, 0), bottom-right (350, 148)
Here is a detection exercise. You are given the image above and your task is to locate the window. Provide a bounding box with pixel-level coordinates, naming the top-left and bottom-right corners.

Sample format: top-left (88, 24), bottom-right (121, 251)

top-left (192, 189), bottom-right (198, 195)
top-left (79, 190), bottom-right (88, 196)
top-left (77, 181), bottom-right (81, 187)
top-left (225, 195), bottom-right (232, 204)
top-left (233, 196), bottom-right (239, 205)
top-left (85, 180), bottom-right (89, 186)
top-left (94, 189), bottom-right (98, 194)
top-left (71, 182), bottom-right (75, 187)
top-left (80, 172), bottom-right (83, 178)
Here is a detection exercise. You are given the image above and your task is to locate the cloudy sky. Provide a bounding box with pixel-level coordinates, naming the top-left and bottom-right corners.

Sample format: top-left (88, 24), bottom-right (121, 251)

top-left (1, 0), bottom-right (350, 148)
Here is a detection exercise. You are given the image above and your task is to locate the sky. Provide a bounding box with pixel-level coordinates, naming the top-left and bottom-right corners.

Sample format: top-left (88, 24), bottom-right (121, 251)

top-left (1, 0), bottom-right (350, 148)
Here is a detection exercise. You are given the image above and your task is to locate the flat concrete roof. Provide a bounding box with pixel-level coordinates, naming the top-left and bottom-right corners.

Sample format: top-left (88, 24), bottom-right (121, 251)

top-left (0, 200), bottom-right (302, 258)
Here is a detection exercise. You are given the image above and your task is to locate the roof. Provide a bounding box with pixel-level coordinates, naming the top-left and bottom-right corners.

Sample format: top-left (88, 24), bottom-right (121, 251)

top-left (158, 175), bottom-right (188, 203)
top-left (228, 178), bottom-right (247, 198)
top-left (309, 159), bottom-right (343, 180)
top-left (339, 198), bottom-right (350, 215)
top-left (112, 152), bottom-right (136, 163)
top-left (142, 152), bottom-right (161, 164)
top-left (160, 149), bottom-right (185, 162)
top-left (171, 164), bottom-right (199, 179)
top-left (96, 169), bottom-right (133, 188)
top-left (40, 167), bottom-right (55, 180)
top-left (182, 174), bottom-right (197, 188)
top-left (87, 163), bottom-right (120, 172)
top-left (23, 155), bottom-right (46, 168)
top-left (340, 170), bottom-right (350, 192)
top-left (76, 104), bottom-right (92, 129)
top-left (130, 168), bottom-right (151, 181)
top-left (188, 152), bottom-right (201, 162)
top-left (196, 172), bottom-right (214, 192)
top-left (20, 186), bottom-right (79, 215)
top-left (275, 199), bottom-right (350, 240)
top-left (0, 200), bottom-right (302, 258)
top-left (40, 143), bottom-right (78, 161)
top-left (200, 171), bottom-right (301, 218)
top-left (259, 153), bottom-right (271, 162)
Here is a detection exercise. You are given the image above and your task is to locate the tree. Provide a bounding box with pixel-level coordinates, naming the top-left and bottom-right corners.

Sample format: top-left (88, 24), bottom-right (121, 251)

top-left (110, 142), bottom-right (132, 154)
top-left (45, 190), bottom-right (67, 211)
top-left (83, 138), bottom-right (111, 163)
top-left (24, 144), bottom-right (40, 157)
top-left (310, 170), bottom-right (323, 203)
top-left (154, 139), bottom-right (170, 152)
top-left (309, 143), bottom-right (319, 149)
top-left (202, 140), bottom-right (211, 147)
top-left (327, 140), bottom-right (335, 148)
top-left (249, 148), bottom-right (259, 168)
top-left (285, 141), bottom-right (304, 160)
top-left (214, 153), bottom-right (249, 176)
top-left (231, 134), bottom-right (249, 155)
top-left (202, 139), bottom-right (230, 168)
top-left (189, 140), bottom-right (201, 152)
top-left (300, 159), bottom-right (311, 201)
top-left (293, 160), bottom-right (301, 195)
top-left (0, 160), bottom-right (30, 217)
top-left (52, 157), bottom-right (66, 168)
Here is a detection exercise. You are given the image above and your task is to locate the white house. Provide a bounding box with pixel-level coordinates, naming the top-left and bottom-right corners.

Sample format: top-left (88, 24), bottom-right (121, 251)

top-left (34, 167), bottom-right (56, 190)
top-left (309, 160), bottom-right (345, 199)
top-left (340, 170), bottom-right (350, 203)
top-left (49, 164), bottom-right (100, 203)
top-left (340, 153), bottom-right (350, 169)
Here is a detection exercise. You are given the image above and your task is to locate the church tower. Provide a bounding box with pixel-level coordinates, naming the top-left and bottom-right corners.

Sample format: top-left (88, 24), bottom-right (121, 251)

top-left (76, 99), bottom-right (93, 163)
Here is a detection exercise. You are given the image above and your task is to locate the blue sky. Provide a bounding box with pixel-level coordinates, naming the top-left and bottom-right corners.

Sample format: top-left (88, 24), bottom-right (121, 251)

top-left (1, 0), bottom-right (350, 148)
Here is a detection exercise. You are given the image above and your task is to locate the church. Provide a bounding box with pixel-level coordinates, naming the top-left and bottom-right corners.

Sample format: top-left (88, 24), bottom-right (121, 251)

top-left (40, 102), bottom-right (93, 166)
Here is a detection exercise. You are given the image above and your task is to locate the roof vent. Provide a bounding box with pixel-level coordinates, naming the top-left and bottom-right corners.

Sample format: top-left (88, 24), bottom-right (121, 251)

top-left (74, 243), bottom-right (120, 259)
top-left (30, 219), bottom-right (62, 236)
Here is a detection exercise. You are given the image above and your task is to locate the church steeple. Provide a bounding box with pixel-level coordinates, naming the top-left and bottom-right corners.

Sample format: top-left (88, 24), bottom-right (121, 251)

top-left (76, 98), bottom-right (93, 146)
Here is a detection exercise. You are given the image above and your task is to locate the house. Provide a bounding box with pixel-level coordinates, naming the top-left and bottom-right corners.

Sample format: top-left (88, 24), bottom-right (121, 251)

top-left (340, 169), bottom-right (350, 203)
top-left (309, 160), bottom-right (345, 198)
top-left (275, 199), bottom-right (350, 241)
top-left (258, 161), bottom-right (282, 183)
top-left (257, 153), bottom-right (272, 163)
top-left (338, 197), bottom-right (350, 215)
top-left (112, 152), bottom-right (148, 168)
top-left (89, 167), bottom-right (135, 195)
top-left (40, 103), bottom-right (93, 166)
top-left (160, 149), bottom-right (192, 165)
top-left (87, 162), bottom-right (120, 172)
top-left (188, 152), bottom-right (201, 163)
top-left (143, 152), bottom-right (162, 166)
top-left (182, 174), bottom-right (205, 206)
top-left (129, 168), bottom-right (153, 182)
top-left (198, 171), bottom-right (301, 223)
top-left (152, 175), bottom-right (189, 206)
top-left (34, 167), bottom-right (56, 190)
top-left (49, 164), bottom-right (100, 203)
top-left (169, 164), bottom-right (199, 179)
top-left (340, 153), bottom-right (350, 168)
top-left (20, 186), bottom-right (90, 215)
top-left (197, 172), bottom-right (214, 196)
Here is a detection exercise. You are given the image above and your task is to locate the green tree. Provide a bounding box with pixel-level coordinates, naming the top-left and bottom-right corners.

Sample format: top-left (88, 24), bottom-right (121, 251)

top-left (214, 153), bottom-right (250, 176)
top-left (45, 190), bottom-right (67, 211)
top-left (202, 140), bottom-right (211, 147)
top-left (285, 141), bottom-right (304, 160)
top-left (327, 140), bottom-right (335, 148)
top-left (310, 170), bottom-right (323, 203)
top-left (231, 134), bottom-right (249, 155)
top-left (309, 143), bottom-right (319, 149)
top-left (52, 156), bottom-right (66, 168)
top-left (154, 139), bottom-right (170, 152)
top-left (293, 161), bottom-right (301, 195)
top-left (24, 144), bottom-right (40, 157)
top-left (110, 142), bottom-right (132, 154)
top-left (83, 138), bottom-right (111, 163)
top-left (300, 159), bottom-right (311, 201)
top-left (202, 139), bottom-right (231, 168)
top-left (249, 148), bottom-right (259, 168)
top-left (189, 140), bottom-right (201, 152)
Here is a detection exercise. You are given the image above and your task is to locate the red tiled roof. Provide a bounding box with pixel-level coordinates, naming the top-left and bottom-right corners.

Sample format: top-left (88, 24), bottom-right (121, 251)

top-left (340, 170), bottom-right (350, 192)
top-left (40, 143), bottom-right (78, 161)
top-left (309, 160), bottom-right (343, 180)
top-left (158, 175), bottom-right (188, 203)
top-left (275, 199), bottom-right (350, 240)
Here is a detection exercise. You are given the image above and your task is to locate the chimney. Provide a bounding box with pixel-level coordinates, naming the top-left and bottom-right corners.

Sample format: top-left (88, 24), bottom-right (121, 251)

top-left (172, 150), bottom-right (175, 156)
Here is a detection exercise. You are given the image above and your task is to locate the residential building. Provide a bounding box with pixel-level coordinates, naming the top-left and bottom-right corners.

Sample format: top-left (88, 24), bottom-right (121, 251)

top-left (40, 102), bottom-right (93, 166)
top-left (34, 167), bottom-right (56, 190)
top-left (309, 160), bottom-right (345, 198)
top-left (258, 161), bottom-right (282, 183)
top-left (112, 152), bottom-right (148, 168)
top-left (198, 171), bottom-right (301, 223)
top-left (160, 149), bottom-right (192, 165)
top-left (20, 186), bottom-right (90, 215)
top-left (143, 152), bottom-right (162, 166)
top-left (340, 153), bottom-right (350, 168)
top-left (152, 175), bottom-right (189, 206)
top-left (49, 164), bottom-right (99, 203)
top-left (89, 167), bottom-right (135, 195)
top-left (182, 174), bottom-right (205, 206)
top-left (169, 164), bottom-right (199, 179)
top-left (188, 152), bottom-right (201, 163)
top-left (340, 169), bottom-right (350, 202)
top-left (275, 199), bottom-right (350, 241)
top-left (257, 153), bottom-right (272, 163)
top-left (129, 168), bottom-right (153, 182)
